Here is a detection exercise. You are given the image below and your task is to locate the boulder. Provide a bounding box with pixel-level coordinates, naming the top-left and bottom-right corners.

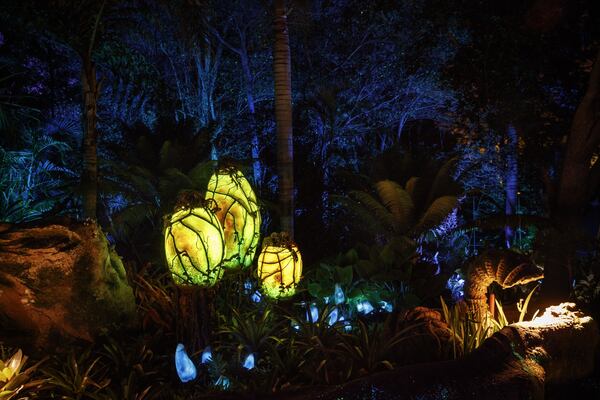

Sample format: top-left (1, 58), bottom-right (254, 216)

top-left (0, 220), bottom-right (137, 349)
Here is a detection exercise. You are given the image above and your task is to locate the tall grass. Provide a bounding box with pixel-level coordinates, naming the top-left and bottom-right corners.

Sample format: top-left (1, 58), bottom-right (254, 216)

top-left (440, 284), bottom-right (539, 358)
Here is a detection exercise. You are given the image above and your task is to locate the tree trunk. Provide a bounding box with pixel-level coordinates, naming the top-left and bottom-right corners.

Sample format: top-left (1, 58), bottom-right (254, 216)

top-left (541, 50), bottom-right (600, 303)
top-left (81, 57), bottom-right (100, 220)
top-left (504, 124), bottom-right (518, 248)
top-left (176, 286), bottom-right (213, 354)
top-left (273, 0), bottom-right (294, 237)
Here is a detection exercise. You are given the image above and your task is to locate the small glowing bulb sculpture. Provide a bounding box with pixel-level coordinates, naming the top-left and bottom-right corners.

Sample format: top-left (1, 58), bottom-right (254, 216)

top-left (164, 194), bottom-right (225, 286)
top-left (205, 167), bottom-right (261, 269)
top-left (257, 232), bottom-right (302, 299)
top-left (175, 343), bottom-right (197, 383)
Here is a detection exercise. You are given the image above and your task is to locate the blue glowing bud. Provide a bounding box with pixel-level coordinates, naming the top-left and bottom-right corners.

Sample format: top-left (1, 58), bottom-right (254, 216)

top-left (175, 343), bottom-right (197, 383)
top-left (306, 304), bottom-right (319, 322)
top-left (251, 290), bottom-right (262, 303)
top-left (215, 375), bottom-right (230, 389)
top-left (291, 320), bottom-right (301, 331)
top-left (357, 300), bottom-right (374, 314)
top-left (201, 346), bottom-right (212, 364)
top-left (334, 284), bottom-right (345, 305)
top-left (327, 307), bottom-right (339, 326)
top-left (380, 300), bottom-right (393, 312)
top-left (243, 353), bottom-right (255, 370)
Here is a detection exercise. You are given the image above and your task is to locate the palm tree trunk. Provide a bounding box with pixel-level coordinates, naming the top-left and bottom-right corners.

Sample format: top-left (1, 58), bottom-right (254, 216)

top-left (81, 57), bottom-right (99, 220)
top-left (273, 0), bottom-right (294, 237)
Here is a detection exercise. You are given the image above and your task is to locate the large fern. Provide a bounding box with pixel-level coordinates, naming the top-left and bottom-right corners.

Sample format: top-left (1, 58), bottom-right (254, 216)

top-left (338, 155), bottom-right (462, 242)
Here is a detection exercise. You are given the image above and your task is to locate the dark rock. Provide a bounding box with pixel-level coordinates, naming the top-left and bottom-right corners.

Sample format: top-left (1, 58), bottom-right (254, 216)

top-left (0, 220), bottom-right (137, 349)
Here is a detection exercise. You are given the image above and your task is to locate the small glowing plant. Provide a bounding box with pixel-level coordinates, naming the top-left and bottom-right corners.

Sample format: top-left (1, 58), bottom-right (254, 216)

top-left (440, 284), bottom-right (539, 358)
top-left (0, 349), bottom-right (46, 400)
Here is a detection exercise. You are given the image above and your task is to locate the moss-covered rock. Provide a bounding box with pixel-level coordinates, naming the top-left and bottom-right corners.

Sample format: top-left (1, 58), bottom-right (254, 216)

top-left (0, 219), bottom-right (137, 349)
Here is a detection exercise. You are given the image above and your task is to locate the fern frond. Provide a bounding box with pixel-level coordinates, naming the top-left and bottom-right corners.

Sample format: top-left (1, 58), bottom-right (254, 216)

top-left (375, 180), bottom-right (414, 234)
top-left (413, 195), bottom-right (458, 236)
top-left (348, 190), bottom-right (395, 233)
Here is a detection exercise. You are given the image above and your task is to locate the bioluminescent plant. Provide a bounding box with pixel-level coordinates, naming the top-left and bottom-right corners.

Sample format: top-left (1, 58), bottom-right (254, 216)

top-left (175, 344), bottom-right (197, 383)
top-left (242, 353), bottom-right (255, 370)
top-left (201, 346), bottom-right (212, 364)
top-left (334, 283), bottom-right (345, 305)
top-left (447, 272), bottom-right (465, 301)
top-left (306, 304), bottom-right (319, 323)
top-left (356, 300), bottom-right (374, 314)
top-left (327, 307), bottom-right (339, 326)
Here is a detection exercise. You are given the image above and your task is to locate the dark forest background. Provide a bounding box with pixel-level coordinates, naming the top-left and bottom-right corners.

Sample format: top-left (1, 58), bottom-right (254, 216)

top-left (1, 0), bottom-right (600, 299)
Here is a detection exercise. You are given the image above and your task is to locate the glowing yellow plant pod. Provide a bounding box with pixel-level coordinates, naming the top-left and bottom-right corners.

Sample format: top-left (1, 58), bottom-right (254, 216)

top-left (205, 168), bottom-right (261, 269)
top-left (164, 199), bottom-right (225, 287)
top-left (257, 233), bottom-right (302, 299)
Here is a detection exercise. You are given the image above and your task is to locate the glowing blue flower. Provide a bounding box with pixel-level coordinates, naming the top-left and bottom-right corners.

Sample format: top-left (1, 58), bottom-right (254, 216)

top-left (291, 320), bottom-right (301, 331)
top-left (243, 353), bottom-right (255, 370)
top-left (306, 304), bottom-right (319, 322)
top-left (251, 290), bottom-right (262, 303)
top-left (334, 284), bottom-right (345, 305)
top-left (356, 300), bottom-right (374, 314)
top-left (215, 375), bottom-right (230, 389)
top-left (175, 343), bottom-right (197, 383)
top-left (244, 279), bottom-right (253, 292)
top-left (343, 320), bottom-right (353, 332)
top-left (201, 346), bottom-right (212, 364)
top-left (446, 273), bottom-right (465, 300)
top-left (327, 307), bottom-right (339, 326)
top-left (380, 301), bottom-right (393, 312)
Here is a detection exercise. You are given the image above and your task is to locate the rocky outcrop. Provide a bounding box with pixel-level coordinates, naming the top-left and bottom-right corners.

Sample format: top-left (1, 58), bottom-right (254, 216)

top-left (0, 220), bottom-right (137, 349)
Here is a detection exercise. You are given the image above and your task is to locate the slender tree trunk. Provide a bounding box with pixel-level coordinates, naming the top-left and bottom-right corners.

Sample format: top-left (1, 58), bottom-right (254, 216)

top-left (504, 124), bottom-right (518, 248)
top-left (81, 57), bottom-right (99, 220)
top-left (273, 0), bottom-right (294, 237)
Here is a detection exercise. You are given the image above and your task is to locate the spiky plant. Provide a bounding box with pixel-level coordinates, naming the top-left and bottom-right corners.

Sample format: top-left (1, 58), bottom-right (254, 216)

top-left (338, 157), bottom-right (461, 241)
top-left (41, 348), bottom-right (111, 399)
top-left (337, 319), bottom-right (421, 378)
top-left (0, 349), bottom-right (47, 400)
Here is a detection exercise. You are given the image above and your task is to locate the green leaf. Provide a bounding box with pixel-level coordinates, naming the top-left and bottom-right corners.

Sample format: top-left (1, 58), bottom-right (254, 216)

top-left (341, 248), bottom-right (359, 265)
top-left (375, 180), bottom-right (414, 233)
top-left (307, 283), bottom-right (322, 298)
top-left (337, 265), bottom-right (353, 287)
top-left (413, 195), bottom-right (458, 235)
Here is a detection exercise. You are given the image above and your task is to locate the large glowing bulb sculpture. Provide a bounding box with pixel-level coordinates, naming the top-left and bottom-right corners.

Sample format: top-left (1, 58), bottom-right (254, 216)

top-left (257, 232), bottom-right (302, 299)
top-left (164, 195), bottom-right (225, 287)
top-left (205, 167), bottom-right (261, 269)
